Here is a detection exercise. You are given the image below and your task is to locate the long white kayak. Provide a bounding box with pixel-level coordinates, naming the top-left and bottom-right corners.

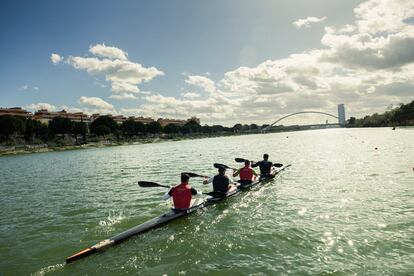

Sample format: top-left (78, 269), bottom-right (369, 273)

top-left (66, 164), bottom-right (291, 263)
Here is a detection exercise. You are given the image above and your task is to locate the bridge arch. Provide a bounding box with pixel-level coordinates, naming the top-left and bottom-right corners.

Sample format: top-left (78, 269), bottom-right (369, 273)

top-left (263, 111), bottom-right (338, 131)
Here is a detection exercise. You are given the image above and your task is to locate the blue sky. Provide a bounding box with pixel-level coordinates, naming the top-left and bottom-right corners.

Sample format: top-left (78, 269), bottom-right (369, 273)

top-left (1, 0), bottom-right (413, 125)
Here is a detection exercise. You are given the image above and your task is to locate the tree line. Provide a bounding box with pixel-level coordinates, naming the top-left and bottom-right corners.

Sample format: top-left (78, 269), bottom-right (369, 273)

top-left (347, 99), bottom-right (414, 127)
top-left (0, 115), bottom-right (263, 144)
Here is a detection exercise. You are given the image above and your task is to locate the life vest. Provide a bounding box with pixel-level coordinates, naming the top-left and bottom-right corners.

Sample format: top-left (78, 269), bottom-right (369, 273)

top-left (171, 183), bottom-right (192, 209)
top-left (240, 166), bottom-right (254, 180)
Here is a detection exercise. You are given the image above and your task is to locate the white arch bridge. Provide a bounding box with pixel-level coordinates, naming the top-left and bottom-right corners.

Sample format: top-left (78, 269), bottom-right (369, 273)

top-left (262, 111), bottom-right (339, 132)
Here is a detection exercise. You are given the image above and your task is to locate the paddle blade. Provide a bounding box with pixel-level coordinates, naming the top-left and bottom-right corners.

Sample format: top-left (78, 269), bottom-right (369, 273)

top-left (138, 181), bottom-right (170, 188)
top-left (273, 163), bottom-right (283, 168)
top-left (235, 158), bottom-right (246, 163)
top-left (213, 163), bottom-right (230, 169)
top-left (181, 172), bottom-right (205, 178)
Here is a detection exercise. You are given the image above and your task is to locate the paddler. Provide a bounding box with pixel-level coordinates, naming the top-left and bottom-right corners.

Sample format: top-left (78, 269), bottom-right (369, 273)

top-left (163, 173), bottom-right (200, 209)
top-left (233, 160), bottom-right (257, 185)
top-left (203, 166), bottom-right (237, 194)
top-left (252, 154), bottom-right (273, 177)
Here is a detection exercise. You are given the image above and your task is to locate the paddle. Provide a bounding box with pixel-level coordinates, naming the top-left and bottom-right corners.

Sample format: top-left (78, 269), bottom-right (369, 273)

top-left (235, 158), bottom-right (247, 163)
top-left (138, 181), bottom-right (170, 188)
top-left (138, 172), bottom-right (206, 189)
top-left (181, 172), bottom-right (207, 178)
top-left (213, 163), bottom-right (234, 169)
top-left (235, 157), bottom-right (283, 168)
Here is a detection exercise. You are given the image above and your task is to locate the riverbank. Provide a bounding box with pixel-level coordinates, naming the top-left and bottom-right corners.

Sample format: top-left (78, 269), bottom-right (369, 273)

top-left (0, 132), bottom-right (239, 156)
top-left (3, 126), bottom-right (409, 156)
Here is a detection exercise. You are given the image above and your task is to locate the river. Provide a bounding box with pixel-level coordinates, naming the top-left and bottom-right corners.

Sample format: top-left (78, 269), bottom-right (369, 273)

top-left (0, 128), bottom-right (413, 275)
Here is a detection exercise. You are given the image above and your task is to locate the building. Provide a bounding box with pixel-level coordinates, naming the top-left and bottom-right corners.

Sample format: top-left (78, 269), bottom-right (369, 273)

top-left (338, 104), bottom-right (346, 126)
top-left (33, 109), bottom-right (90, 124)
top-left (1, 106), bottom-right (200, 128)
top-left (129, 116), bottom-right (155, 124)
top-left (90, 114), bottom-right (130, 125)
top-left (157, 117), bottom-right (200, 127)
top-left (110, 115), bottom-right (127, 124)
top-left (0, 107), bottom-right (33, 118)
top-left (157, 118), bottom-right (187, 127)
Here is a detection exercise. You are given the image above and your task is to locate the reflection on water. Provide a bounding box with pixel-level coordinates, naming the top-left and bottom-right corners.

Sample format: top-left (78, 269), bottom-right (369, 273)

top-left (0, 128), bottom-right (413, 275)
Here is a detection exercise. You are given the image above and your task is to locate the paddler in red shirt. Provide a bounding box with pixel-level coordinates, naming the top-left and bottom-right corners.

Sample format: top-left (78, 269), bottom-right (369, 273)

top-left (163, 173), bottom-right (200, 209)
top-left (233, 160), bottom-right (258, 185)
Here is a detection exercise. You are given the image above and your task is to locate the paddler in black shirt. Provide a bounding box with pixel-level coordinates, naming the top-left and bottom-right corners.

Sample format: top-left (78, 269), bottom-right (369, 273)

top-left (252, 154), bottom-right (273, 177)
top-left (203, 166), bottom-right (237, 194)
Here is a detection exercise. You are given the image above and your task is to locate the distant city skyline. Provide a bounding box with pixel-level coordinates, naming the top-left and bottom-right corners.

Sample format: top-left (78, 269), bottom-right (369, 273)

top-left (1, 0), bottom-right (413, 126)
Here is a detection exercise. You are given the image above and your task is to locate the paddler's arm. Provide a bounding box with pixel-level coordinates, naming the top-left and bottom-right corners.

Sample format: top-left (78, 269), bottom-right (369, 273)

top-left (203, 176), bottom-right (213, 185)
top-left (191, 187), bottom-right (202, 195)
top-left (162, 188), bottom-right (173, 200)
top-left (232, 168), bottom-right (241, 177)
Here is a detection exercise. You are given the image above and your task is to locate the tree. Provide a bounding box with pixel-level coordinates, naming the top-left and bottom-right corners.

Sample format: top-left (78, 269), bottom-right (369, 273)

top-left (348, 99), bottom-right (414, 127)
top-left (163, 124), bottom-right (180, 134)
top-left (0, 115), bottom-right (25, 140)
top-left (37, 124), bottom-right (51, 142)
top-left (202, 125), bottom-right (213, 134)
top-left (184, 120), bottom-right (202, 133)
top-left (121, 119), bottom-right (137, 138)
top-left (233, 123), bottom-right (242, 132)
top-left (135, 122), bottom-right (146, 135)
top-left (24, 119), bottom-right (43, 142)
top-left (146, 121), bottom-right (162, 134)
top-left (180, 124), bottom-right (191, 134)
top-left (90, 116), bottom-right (118, 136)
top-left (347, 117), bottom-right (356, 126)
top-left (94, 125), bottom-right (111, 137)
top-left (394, 101), bottom-right (414, 125)
top-left (72, 122), bottom-right (87, 144)
top-left (49, 117), bottom-right (73, 134)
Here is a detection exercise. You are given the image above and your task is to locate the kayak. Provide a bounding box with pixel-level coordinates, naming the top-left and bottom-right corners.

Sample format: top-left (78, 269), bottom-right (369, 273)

top-left (65, 164), bottom-right (291, 263)
top-left (65, 199), bottom-right (206, 263)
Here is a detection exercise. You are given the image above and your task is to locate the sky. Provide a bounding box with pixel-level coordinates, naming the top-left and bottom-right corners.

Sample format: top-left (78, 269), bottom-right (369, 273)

top-left (1, 0), bottom-right (413, 126)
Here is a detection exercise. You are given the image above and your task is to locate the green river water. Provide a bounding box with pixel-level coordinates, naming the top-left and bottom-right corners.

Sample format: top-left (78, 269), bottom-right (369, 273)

top-left (0, 128), bottom-right (413, 275)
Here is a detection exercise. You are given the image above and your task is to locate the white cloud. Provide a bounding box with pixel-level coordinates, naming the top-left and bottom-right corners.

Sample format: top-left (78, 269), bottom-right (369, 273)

top-left (293, 16), bottom-right (327, 29)
top-left (24, 103), bottom-right (57, 111)
top-left (89, 43), bottom-right (128, 60)
top-left (50, 53), bottom-right (63, 64)
top-left (321, 31), bottom-right (414, 70)
top-left (78, 96), bottom-right (116, 114)
top-left (181, 92), bottom-right (201, 99)
top-left (354, 0), bottom-right (414, 34)
top-left (111, 81), bottom-right (139, 94)
top-left (109, 93), bottom-right (138, 100)
top-left (19, 84), bottom-right (39, 91)
top-left (185, 75), bottom-right (216, 93)
top-left (55, 44), bottom-right (164, 99)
